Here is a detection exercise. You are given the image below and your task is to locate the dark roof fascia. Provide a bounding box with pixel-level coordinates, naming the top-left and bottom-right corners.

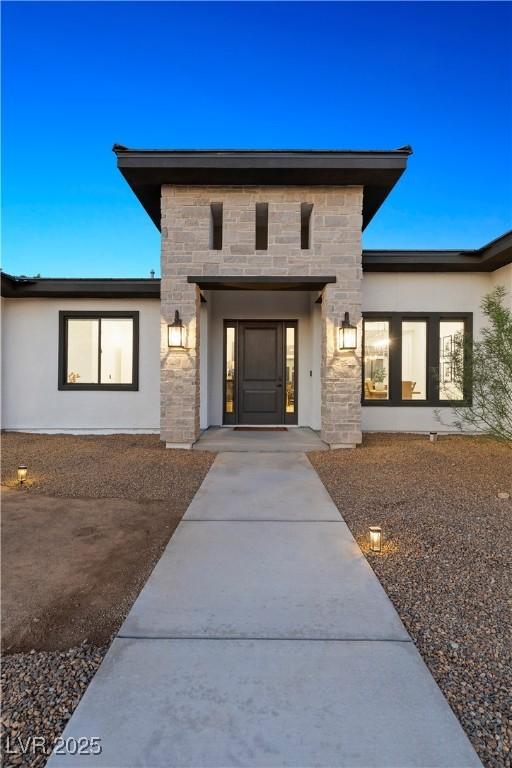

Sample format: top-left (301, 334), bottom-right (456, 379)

top-left (363, 230), bottom-right (512, 272)
top-left (476, 230), bottom-right (512, 270)
top-left (113, 147), bottom-right (414, 156)
top-left (187, 275), bottom-right (336, 291)
top-left (1, 273), bottom-right (160, 299)
top-left (362, 250), bottom-right (481, 272)
top-left (113, 146), bottom-right (412, 231)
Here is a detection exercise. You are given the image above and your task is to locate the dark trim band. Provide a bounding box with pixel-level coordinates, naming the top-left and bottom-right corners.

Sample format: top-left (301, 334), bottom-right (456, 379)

top-left (187, 275), bottom-right (336, 291)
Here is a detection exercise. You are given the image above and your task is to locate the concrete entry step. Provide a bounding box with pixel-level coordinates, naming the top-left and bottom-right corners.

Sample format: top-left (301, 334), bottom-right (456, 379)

top-left (193, 426), bottom-right (329, 452)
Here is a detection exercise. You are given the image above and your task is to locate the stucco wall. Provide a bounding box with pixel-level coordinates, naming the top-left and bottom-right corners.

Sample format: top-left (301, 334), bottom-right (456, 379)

top-left (361, 271), bottom-right (495, 432)
top-left (491, 263), bottom-right (512, 307)
top-left (1, 298), bottom-right (160, 433)
top-left (2, 267), bottom-right (508, 435)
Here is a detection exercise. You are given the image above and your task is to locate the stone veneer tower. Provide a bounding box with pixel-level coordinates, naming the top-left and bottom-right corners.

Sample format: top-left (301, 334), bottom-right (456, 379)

top-left (113, 147), bottom-right (412, 448)
top-left (160, 185), bottom-right (363, 448)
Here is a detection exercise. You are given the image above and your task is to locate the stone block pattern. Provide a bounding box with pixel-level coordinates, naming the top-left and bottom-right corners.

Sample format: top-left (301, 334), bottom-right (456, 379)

top-left (161, 186), bottom-right (363, 447)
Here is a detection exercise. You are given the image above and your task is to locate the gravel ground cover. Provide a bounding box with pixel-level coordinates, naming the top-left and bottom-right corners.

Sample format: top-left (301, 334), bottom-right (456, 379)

top-left (1, 432), bottom-right (215, 767)
top-left (1, 644), bottom-right (107, 768)
top-left (1, 432), bottom-right (214, 500)
top-left (309, 434), bottom-right (512, 768)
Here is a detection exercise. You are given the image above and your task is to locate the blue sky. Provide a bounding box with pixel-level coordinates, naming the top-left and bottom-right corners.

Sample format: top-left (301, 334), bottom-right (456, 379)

top-left (2, 1), bottom-right (511, 278)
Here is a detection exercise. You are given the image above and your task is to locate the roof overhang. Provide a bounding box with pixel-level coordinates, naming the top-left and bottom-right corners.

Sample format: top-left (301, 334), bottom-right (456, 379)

top-left (363, 230), bottom-right (512, 272)
top-left (187, 275), bottom-right (336, 291)
top-left (113, 146), bottom-right (412, 231)
top-left (0, 273), bottom-right (160, 299)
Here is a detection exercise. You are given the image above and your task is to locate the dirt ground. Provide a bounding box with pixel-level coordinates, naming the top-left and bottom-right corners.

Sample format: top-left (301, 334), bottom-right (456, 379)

top-left (1, 433), bottom-right (215, 652)
top-left (309, 433), bottom-right (512, 768)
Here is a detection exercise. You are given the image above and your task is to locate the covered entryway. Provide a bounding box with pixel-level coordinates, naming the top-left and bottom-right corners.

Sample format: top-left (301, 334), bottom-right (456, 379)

top-left (226, 320), bottom-right (297, 426)
top-left (189, 276), bottom-right (335, 433)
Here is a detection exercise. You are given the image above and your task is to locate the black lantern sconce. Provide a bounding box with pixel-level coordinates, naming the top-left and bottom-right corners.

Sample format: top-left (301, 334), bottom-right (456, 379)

top-left (168, 310), bottom-right (185, 348)
top-left (338, 312), bottom-right (357, 350)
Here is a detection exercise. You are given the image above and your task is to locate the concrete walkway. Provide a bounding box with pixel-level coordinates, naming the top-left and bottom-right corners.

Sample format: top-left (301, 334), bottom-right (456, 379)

top-left (49, 452), bottom-right (481, 767)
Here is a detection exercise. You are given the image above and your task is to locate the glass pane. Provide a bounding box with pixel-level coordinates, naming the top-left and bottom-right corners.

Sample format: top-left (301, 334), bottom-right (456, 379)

top-left (439, 320), bottom-right (465, 400)
top-left (285, 327), bottom-right (295, 413)
top-left (100, 319), bottom-right (133, 384)
top-left (225, 326), bottom-right (235, 413)
top-left (67, 319), bottom-right (99, 384)
top-left (401, 321), bottom-right (427, 400)
top-left (364, 321), bottom-right (390, 400)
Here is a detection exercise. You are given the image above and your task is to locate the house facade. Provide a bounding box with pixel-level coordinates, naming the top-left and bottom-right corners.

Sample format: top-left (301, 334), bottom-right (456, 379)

top-left (2, 148), bottom-right (511, 446)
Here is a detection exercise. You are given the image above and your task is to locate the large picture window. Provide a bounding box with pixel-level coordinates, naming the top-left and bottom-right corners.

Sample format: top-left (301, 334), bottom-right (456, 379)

top-left (362, 313), bottom-right (471, 406)
top-left (59, 312), bottom-right (139, 390)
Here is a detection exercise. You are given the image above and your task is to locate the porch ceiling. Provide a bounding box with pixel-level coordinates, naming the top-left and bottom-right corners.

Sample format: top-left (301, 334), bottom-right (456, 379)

top-left (186, 275), bottom-right (336, 291)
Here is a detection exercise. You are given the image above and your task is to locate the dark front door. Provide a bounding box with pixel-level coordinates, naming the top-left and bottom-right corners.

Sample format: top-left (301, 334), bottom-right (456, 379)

top-left (238, 321), bottom-right (284, 424)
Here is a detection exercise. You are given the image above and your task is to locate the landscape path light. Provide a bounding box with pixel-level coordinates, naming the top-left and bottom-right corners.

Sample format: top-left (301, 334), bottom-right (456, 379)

top-left (17, 465), bottom-right (28, 485)
top-left (369, 525), bottom-right (382, 553)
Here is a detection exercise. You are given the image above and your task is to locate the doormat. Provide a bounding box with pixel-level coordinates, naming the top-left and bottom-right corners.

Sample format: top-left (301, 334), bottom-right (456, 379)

top-left (233, 427), bottom-right (288, 432)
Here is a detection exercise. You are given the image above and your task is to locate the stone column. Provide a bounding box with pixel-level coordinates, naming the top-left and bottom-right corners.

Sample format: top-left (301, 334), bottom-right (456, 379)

top-left (160, 185), bottom-right (203, 448)
top-left (321, 284), bottom-right (362, 448)
top-left (319, 190), bottom-right (363, 449)
top-left (160, 277), bottom-right (200, 448)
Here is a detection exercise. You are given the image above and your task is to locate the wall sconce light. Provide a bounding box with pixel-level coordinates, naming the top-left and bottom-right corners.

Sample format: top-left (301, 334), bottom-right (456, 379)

top-left (17, 465), bottom-right (28, 485)
top-left (369, 525), bottom-right (382, 553)
top-left (338, 312), bottom-right (357, 350)
top-left (168, 311), bottom-right (184, 348)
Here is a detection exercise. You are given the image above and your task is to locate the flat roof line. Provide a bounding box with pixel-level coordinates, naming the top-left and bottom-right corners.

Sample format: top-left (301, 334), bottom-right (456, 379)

top-left (113, 145), bottom-right (414, 156)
